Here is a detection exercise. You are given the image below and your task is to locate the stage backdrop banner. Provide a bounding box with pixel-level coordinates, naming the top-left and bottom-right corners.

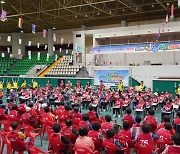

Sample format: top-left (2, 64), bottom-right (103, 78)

top-left (94, 70), bottom-right (129, 87)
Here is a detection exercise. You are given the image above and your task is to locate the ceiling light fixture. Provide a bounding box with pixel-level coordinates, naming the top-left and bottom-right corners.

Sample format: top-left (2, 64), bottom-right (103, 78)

top-left (167, 3), bottom-right (169, 6)
top-left (151, 4), bottom-right (154, 8)
top-left (52, 27), bottom-right (56, 30)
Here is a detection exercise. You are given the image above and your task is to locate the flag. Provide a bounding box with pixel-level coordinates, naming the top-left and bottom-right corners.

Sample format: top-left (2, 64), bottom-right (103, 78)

top-left (28, 41), bottom-right (31, 46)
top-left (178, 0), bottom-right (180, 7)
top-left (2, 53), bottom-right (5, 57)
top-left (28, 51), bottom-right (31, 59)
top-left (7, 36), bottom-right (11, 42)
top-left (46, 53), bottom-right (49, 61)
top-left (162, 21), bottom-right (165, 32)
top-left (61, 38), bottom-right (64, 44)
top-left (32, 24), bottom-right (36, 34)
top-left (171, 4), bottom-right (174, 18)
top-left (18, 49), bottom-right (21, 54)
top-left (37, 52), bottom-right (40, 60)
top-left (53, 33), bottom-right (56, 42)
top-left (67, 40), bottom-right (71, 47)
top-left (166, 14), bottom-right (168, 25)
top-left (18, 18), bottom-right (23, 28)
top-left (44, 45), bottom-right (48, 50)
top-left (53, 46), bottom-right (55, 51)
top-left (43, 29), bottom-right (47, 38)
top-left (19, 39), bottom-right (22, 45)
top-left (37, 43), bottom-right (40, 48)
top-left (7, 47), bottom-right (10, 53)
top-left (0, 10), bottom-right (7, 22)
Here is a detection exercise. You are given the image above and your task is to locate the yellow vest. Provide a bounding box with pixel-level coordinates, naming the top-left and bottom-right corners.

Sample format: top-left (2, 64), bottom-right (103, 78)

top-left (177, 87), bottom-right (180, 95)
top-left (118, 83), bottom-right (123, 91)
top-left (33, 82), bottom-right (38, 88)
top-left (7, 83), bottom-right (11, 90)
top-left (21, 82), bottom-right (27, 88)
top-left (13, 82), bottom-right (18, 89)
top-left (0, 83), bottom-right (3, 90)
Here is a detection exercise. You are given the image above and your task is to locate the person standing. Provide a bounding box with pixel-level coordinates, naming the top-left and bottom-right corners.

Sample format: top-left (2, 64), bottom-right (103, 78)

top-left (118, 80), bottom-right (123, 95)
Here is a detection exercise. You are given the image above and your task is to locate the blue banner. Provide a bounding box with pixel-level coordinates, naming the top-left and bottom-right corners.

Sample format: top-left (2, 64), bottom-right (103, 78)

top-left (94, 70), bottom-right (129, 86)
top-left (91, 42), bottom-right (180, 53)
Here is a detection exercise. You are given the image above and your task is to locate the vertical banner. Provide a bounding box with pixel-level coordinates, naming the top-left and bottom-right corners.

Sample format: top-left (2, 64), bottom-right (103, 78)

top-left (18, 18), bottom-right (23, 28)
top-left (43, 29), bottom-right (47, 38)
top-left (2, 53), bottom-right (5, 57)
top-left (178, 0), bottom-right (180, 7)
top-left (53, 33), bottom-right (56, 42)
top-left (28, 41), bottom-right (31, 46)
top-left (32, 24), bottom-right (36, 34)
top-left (55, 54), bottom-right (58, 61)
top-left (37, 52), bottom-right (40, 60)
top-left (94, 70), bottom-right (129, 87)
top-left (46, 53), bottom-right (49, 61)
top-left (28, 51), bottom-right (31, 60)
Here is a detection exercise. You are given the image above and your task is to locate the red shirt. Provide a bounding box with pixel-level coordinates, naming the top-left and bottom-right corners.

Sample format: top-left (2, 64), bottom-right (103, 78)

top-left (9, 110), bottom-right (19, 122)
top-left (49, 133), bottom-right (66, 151)
top-left (137, 132), bottom-right (154, 147)
top-left (76, 82), bottom-right (81, 89)
top-left (88, 130), bottom-right (100, 141)
top-left (60, 82), bottom-right (64, 89)
top-left (122, 114), bottom-right (135, 128)
top-left (87, 111), bottom-right (98, 123)
top-left (72, 112), bottom-right (82, 121)
top-left (167, 145), bottom-right (180, 153)
top-left (21, 112), bottom-right (35, 126)
top-left (119, 129), bottom-right (132, 139)
top-left (143, 115), bottom-right (157, 132)
top-left (101, 122), bottom-right (113, 131)
top-left (157, 128), bottom-right (171, 141)
top-left (174, 117), bottom-right (180, 125)
top-left (0, 108), bottom-right (6, 120)
top-left (7, 131), bottom-right (26, 150)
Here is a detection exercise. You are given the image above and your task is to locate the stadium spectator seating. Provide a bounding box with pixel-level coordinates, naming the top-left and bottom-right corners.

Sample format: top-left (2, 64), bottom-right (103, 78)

top-left (8, 55), bottom-right (59, 76)
top-left (0, 57), bottom-right (16, 75)
top-left (45, 55), bottom-right (82, 77)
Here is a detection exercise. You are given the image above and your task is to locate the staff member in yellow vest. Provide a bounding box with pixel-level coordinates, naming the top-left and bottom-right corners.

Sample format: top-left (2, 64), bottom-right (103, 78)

top-left (140, 81), bottom-right (146, 91)
top-left (177, 84), bottom-right (180, 95)
top-left (0, 79), bottom-right (4, 91)
top-left (21, 80), bottom-right (27, 89)
top-left (12, 78), bottom-right (19, 91)
top-left (118, 80), bottom-right (123, 95)
top-left (6, 80), bottom-right (11, 93)
top-left (32, 79), bottom-right (38, 89)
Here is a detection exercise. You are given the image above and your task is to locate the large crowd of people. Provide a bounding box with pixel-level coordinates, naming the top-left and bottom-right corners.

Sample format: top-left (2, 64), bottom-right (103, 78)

top-left (0, 79), bottom-right (180, 154)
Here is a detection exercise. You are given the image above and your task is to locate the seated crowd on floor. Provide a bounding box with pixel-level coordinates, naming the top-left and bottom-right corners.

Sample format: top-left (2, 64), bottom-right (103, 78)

top-left (0, 79), bottom-right (180, 153)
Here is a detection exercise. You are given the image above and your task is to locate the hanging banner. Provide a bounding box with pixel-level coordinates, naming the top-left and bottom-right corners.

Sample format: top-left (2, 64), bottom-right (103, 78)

top-left (37, 43), bottom-right (40, 48)
top-left (53, 33), bottom-right (56, 42)
top-left (44, 45), bottom-right (48, 50)
top-left (0, 10), bottom-right (7, 22)
top-left (18, 18), bottom-right (23, 28)
top-left (10, 54), bottom-right (13, 58)
top-left (19, 39), bottom-right (22, 45)
top-left (55, 54), bottom-right (58, 61)
top-left (28, 41), bottom-right (31, 46)
top-left (53, 46), bottom-right (55, 51)
top-left (37, 52), bottom-right (40, 60)
top-left (94, 70), bottom-right (129, 87)
top-left (171, 4), bottom-right (174, 18)
top-left (178, 0), bottom-right (180, 7)
top-left (46, 53), bottom-right (49, 61)
top-left (18, 49), bottom-right (21, 54)
top-left (43, 29), bottom-right (47, 38)
top-left (2, 53), bottom-right (5, 57)
top-left (91, 42), bottom-right (180, 53)
top-left (7, 36), bottom-right (11, 42)
top-left (32, 24), bottom-right (36, 34)
top-left (7, 47), bottom-right (10, 53)
top-left (28, 51), bottom-right (31, 59)
top-left (19, 54), bottom-right (22, 59)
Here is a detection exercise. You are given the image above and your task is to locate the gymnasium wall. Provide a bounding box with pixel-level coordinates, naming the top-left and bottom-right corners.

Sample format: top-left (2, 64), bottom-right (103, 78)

top-left (0, 77), bottom-right (93, 88)
top-left (89, 65), bottom-right (180, 89)
top-left (153, 79), bottom-right (180, 94)
top-left (86, 51), bottom-right (180, 66)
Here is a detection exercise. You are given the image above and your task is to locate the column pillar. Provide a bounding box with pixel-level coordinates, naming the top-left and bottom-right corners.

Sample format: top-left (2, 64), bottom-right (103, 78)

top-left (48, 29), bottom-right (54, 56)
top-left (12, 33), bottom-right (25, 59)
